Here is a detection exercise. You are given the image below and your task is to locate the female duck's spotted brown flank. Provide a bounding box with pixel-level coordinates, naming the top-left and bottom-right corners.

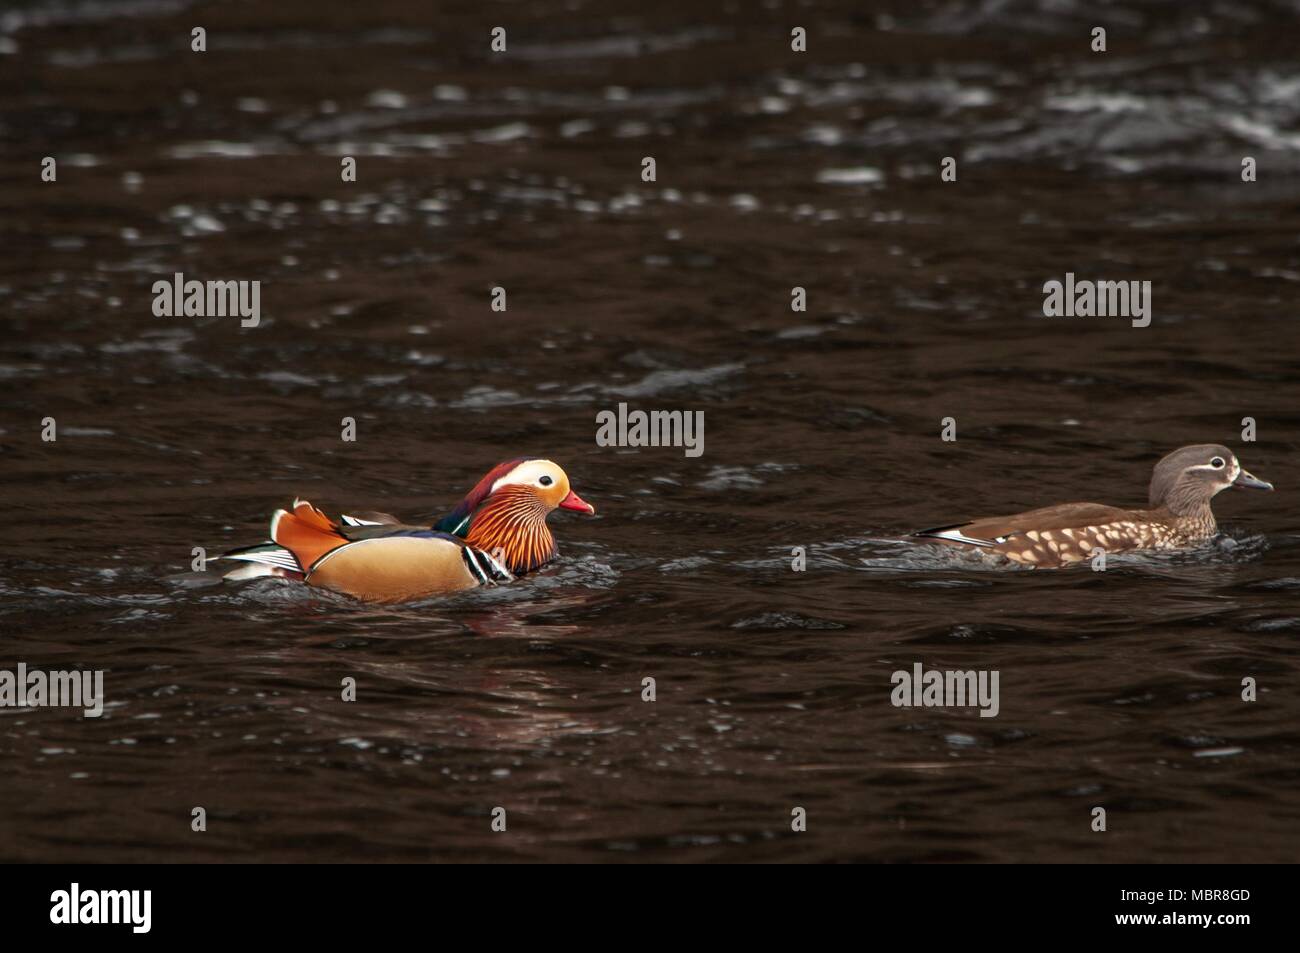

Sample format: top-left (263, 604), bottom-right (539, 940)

top-left (913, 444), bottom-right (1273, 568)
top-left (218, 458), bottom-right (596, 602)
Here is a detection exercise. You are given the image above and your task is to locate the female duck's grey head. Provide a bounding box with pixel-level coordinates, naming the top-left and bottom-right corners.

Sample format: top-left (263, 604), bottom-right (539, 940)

top-left (1148, 444), bottom-right (1273, 514)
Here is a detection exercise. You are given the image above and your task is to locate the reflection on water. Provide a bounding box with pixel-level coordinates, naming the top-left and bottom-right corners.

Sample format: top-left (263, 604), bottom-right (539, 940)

top-left (2, 0), bottom-right (1299, 862)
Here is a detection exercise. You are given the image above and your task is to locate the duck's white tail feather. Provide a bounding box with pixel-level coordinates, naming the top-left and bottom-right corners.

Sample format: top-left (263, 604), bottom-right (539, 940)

top-left (222, 562), bottom-right (298, 580)
top-left (219, 543), bottom-right (304, 577)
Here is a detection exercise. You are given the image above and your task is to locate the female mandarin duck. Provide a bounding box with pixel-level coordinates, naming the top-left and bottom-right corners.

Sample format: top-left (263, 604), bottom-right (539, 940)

top-left (912, 444), bottom-right (1272, 568)
top-left (219, 458), bottom-right (595, 602)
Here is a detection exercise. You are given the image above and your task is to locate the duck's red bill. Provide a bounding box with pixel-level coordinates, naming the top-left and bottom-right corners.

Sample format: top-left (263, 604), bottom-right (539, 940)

top-left (559, 490), bottom-right (596, 514)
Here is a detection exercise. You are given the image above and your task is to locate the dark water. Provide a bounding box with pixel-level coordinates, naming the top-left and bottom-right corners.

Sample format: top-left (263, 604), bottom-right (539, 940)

top-left (2, 0), bottom-right (1299, 862)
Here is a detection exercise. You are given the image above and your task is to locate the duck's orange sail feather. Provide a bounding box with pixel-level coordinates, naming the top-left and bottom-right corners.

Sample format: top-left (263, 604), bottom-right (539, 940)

top-left (271, 500), bottom-right (347, 572)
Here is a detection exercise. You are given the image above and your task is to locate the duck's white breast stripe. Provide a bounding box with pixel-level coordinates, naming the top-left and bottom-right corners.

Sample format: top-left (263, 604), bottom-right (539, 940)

top-left (461, 547), bottom-right (514, 585)
top-left (462, 547), bottom-right (489, 584)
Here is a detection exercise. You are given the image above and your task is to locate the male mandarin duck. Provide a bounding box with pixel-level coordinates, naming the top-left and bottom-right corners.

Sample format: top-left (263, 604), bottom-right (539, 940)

top-left (219, 458), bottom-right (595, 602)
top-left (912, 444), bottom-right (1272, 568)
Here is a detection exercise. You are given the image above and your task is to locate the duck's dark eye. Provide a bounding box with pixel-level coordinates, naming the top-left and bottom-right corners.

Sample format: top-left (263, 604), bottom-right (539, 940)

top-left (539, 475), bottom-right (554, 486)
top-left (1211, 457), bottom-right (1225, 469)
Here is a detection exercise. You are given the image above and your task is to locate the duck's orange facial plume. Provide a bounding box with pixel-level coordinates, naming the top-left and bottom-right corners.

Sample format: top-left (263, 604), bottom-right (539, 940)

top-left (465, 485), bottom-right (557, 573)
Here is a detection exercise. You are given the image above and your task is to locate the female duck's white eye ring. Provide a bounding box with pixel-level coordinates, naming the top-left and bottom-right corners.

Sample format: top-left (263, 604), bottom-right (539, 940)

top-left (539, 475), bottom-right (554, 486)
top-left (1211, 457), bottom-right (1225, 469)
